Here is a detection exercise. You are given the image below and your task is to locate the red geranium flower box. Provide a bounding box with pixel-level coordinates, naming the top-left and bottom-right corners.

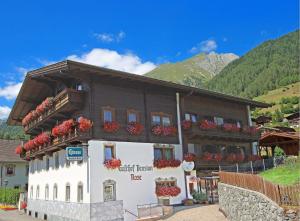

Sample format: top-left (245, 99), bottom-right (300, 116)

top-left (15, 145), bottom-right (22, 154)
top-left (182, 120), bottom-right (192, 130)
top-left (127, 122), bottom-right (144, 135)
top-left (153, 159), bottom-right (181, 169)
top-left (78, 117), bottom-right (93, 132)
top-left (199, 120), bottom-right (217, 130)
top-left (104, 158), bottom-right (122, 169)
top-left (156, 186), bottom-right (181, 197)
top-left (103, 121), bottom-right (120, 133)
top-left (202, 152), bottom-right (213, 161)
top-left (183, 153), bottom-right (196, 162)
top-left (226, 153), bottom-right (237, 163)
top-left (214, 153), bottom-right (222, 162)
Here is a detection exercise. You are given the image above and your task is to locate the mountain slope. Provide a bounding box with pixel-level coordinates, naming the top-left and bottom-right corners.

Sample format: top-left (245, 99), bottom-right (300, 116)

top-left (145, 52), bottom-right (238, 87)
top-left (207, 30), bottom-right (300, 98)
top-left (0, 119), bottom-right (28, 140)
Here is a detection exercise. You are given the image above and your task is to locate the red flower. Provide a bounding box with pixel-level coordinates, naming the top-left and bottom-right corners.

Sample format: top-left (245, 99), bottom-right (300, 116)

top-left (223, 123), bottom-right (240, 132)
top-left (15, 145), bottom-right (22, 154)
top-left (103, 121), bottom-right (120, 133)
top-left (183, 153), bottom-right (196, 162)
top-left (236, 154), bottom-right (245, 162)
top-left (214, 153), bottom-right (222, 162)
top-left (52, 119), bottom-right (74, 137)
top-left (226, 153), bottom-right (237, 163)
top-left (199, 120), bottom-right (217, 129)
top-left (78, 117), bottom-right (93, 132)
top-left (163, 126), bottom-right (177, 136)
top-left (156, 186), bottom-right (181, 197)
top-left (202, 152), bottom-right (213, 161)
top-left (127, 122), bottom-right (144, 135)
top-left (182, 120), bottom-right (192, 130)
top-left (21, 202), bottom-right (27, 209)
top-left (152, 125), bottom-right (163, 136)
top-left (153, 159), bottom-right (181, 169)
top-left (104, 158), bottom-right (122, 169)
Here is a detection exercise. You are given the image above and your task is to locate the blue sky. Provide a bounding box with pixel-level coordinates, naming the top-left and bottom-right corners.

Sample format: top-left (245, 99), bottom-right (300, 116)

top-left (0, 0), bottom-right (298, 118)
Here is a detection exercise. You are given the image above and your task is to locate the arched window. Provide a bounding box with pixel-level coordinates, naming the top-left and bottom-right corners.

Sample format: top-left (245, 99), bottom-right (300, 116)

top-left (45, 185), bottom-right (49, 200)
top-left (53, 184), bottom-right (58, 201)
top-left (36, 185), bottom-right (40, 199)
top-left (77, 182), bottom-right (83, 203)
top-left (65, 183), bottom-right (71, 202)
top-left (30, 186), bottom-right (33, 199)
top-left (103, 180), bottom-right (116, 202)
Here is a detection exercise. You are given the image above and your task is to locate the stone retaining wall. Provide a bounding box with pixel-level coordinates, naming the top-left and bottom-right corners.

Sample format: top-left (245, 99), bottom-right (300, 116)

top-left (218, 183), bottom-right (299, 221)
top-left (27, 199), bottom-right (124, 221)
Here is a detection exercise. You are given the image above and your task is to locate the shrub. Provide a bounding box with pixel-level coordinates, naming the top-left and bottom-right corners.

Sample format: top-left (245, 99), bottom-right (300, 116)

top-left (0, 188), bottom-right (20, 205)
top-left (192, 191), bottom-right (207, 202)
top-left (274, 146), bottom-right (285, 157)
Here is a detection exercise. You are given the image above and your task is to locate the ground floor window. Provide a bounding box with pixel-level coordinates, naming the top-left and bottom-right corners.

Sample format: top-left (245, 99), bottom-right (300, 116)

top-left (5, 164), bottom-right (15, 176)
top-left (45, 185), bottom-right (49, 200)
top-left (77, 182), bottom-right (83, 203)
top-left (53, 184), bottom-right (58, 200)
top-left (103, 180), bottom-right (116, 202)
top-left (65, 184), bottom-right (71, 202)
top-left (36, 185), bottom-right (40, 199)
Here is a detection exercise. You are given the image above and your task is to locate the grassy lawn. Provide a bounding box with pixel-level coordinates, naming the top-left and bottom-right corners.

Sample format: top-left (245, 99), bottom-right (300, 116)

top-left (259, 159), bottom-right (300, 185)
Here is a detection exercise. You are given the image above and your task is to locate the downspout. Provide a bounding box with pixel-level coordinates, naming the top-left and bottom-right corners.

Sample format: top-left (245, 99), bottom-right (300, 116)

top-left (176, 92), bottom-right (182, 145)
top-left (176, 92), bottom-right (189, 198)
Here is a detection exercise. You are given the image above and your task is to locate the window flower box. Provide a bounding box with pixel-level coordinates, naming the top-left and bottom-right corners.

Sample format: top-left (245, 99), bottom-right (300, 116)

top-left (223, 123), bottom-right (240, 132)
top-left (214, 153), bottom-right (222, 162)
top-left (181, 120), bottom-right (192, 130)
top-left (78, 117), bottom-right (93, 132)
top-left (52, 119), bottom-right (75, 138)
top-left (153, 159), bottom-right (181, 169)
top-left (126, 122), bottom-right (144, 135)
top-left (152, 125), bottom-right (177, 136)
top-left (104, 158), bottom-right (121, 169)
top-left (199, 120), bottom-right (217, 130)
top-left (202, 152), bottom-right (213, 161)
top-left (183, 153), bottom-right (196, 162)
top-left (226, 153), bottom-right (237, 163)
top-left (247, 155), bottom-right (261, 161)
top-left (156, 186), bottom-right (181, 197)
top-left (15, 145), bottom-right (22, 155)
top-left (103, 121), bottom-right (120, 133)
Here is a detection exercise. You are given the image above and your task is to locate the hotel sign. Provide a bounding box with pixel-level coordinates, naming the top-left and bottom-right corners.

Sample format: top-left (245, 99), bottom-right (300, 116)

top-left (66, 147), bottom-right (83, 161)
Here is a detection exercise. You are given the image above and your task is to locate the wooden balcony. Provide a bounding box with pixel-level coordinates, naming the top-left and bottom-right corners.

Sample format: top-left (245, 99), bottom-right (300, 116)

top-left (27, 128), bottom-right (90, 159)
top-left (184, 125), bottom-right (260, 142)
top-left (24, 88), bottom-right (85, 134)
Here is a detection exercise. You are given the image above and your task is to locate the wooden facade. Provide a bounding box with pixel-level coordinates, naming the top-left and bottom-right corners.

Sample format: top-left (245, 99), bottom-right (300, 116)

top-left (8, 60), bottom-right (269, 168)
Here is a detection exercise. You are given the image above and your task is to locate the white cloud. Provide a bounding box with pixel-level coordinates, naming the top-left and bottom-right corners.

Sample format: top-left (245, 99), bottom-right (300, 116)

top-left (0, 82), bottom-right (22, 100)
top-left (0, 106), bottom-right (11, 119)
top-left (67, 48), bottom-right (156, 75)
top-left (190, 40), bottom-right (217, 53)
top-left (94, 31), bottom-right (126, 43)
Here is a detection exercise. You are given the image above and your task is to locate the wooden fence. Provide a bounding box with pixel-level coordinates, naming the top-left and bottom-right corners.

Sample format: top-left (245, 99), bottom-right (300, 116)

top-left (219, 172), bottom-right (300, 206)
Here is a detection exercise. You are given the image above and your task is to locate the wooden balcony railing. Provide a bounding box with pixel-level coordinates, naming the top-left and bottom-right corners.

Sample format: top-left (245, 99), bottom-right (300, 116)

top-left (24, 88), bottom-right (85, 133)
top-left (184, 124), bottom-right (260, 142)
top-left (27, 128), bottom-right (90, 159)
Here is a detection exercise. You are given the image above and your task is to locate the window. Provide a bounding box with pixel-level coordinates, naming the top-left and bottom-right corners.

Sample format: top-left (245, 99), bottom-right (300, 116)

top-left (45, 185), bottom-right (49, 200)
top-left (5, 164), bottom-right (15, 176)
top-left (104, 145), bottom-right (115, 161)
top-left (185, 113), bottom-right (197, 123)
top-left (36, 185), bottom-right (40, 199)
top-left (127, 109), bottom-right (139, 123)
top-left (151, 112), bottom-right (172, 126)
top-left (77, 183), bottom-right (83, 203)
top-left (154, 147), bottom-right (174, 160)
top-left (53, 184), bottom-right (58, 201)
top-left (65, 184), bottom-right (71, 202)
top-left (214, 116), bottom-right (224, 126)
top-left (103, 180), bottom-right (116, 202)
top-left (54, 153), bottom-right (59, 169)
top-left (46, 157), bottom-right (50, 171)
top-left (103, 107), bottom-right (115, 122)
top-left (30, 186), bottom-right (33, 199)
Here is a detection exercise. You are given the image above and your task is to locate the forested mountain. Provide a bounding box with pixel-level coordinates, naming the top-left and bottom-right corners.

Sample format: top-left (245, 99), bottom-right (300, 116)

top-left (207, 30), bottom-right (299, 98)
top-left (145, 52), bottom-right (238, 88)
top-left (0, 119), bottom-right (28, 140)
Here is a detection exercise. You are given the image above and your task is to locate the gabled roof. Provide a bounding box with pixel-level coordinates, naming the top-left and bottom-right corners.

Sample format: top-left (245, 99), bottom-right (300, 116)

top-left (7, 60), bottom-right (270, 125)
top-left (0, 139), bottom-right (26, 162)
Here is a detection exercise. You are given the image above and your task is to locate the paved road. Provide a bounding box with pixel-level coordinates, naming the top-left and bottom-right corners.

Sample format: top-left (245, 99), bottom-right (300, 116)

top-left (159, 205), bottom-right (227, 221)
top-left (0, 210), bottom-right (42, 221)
